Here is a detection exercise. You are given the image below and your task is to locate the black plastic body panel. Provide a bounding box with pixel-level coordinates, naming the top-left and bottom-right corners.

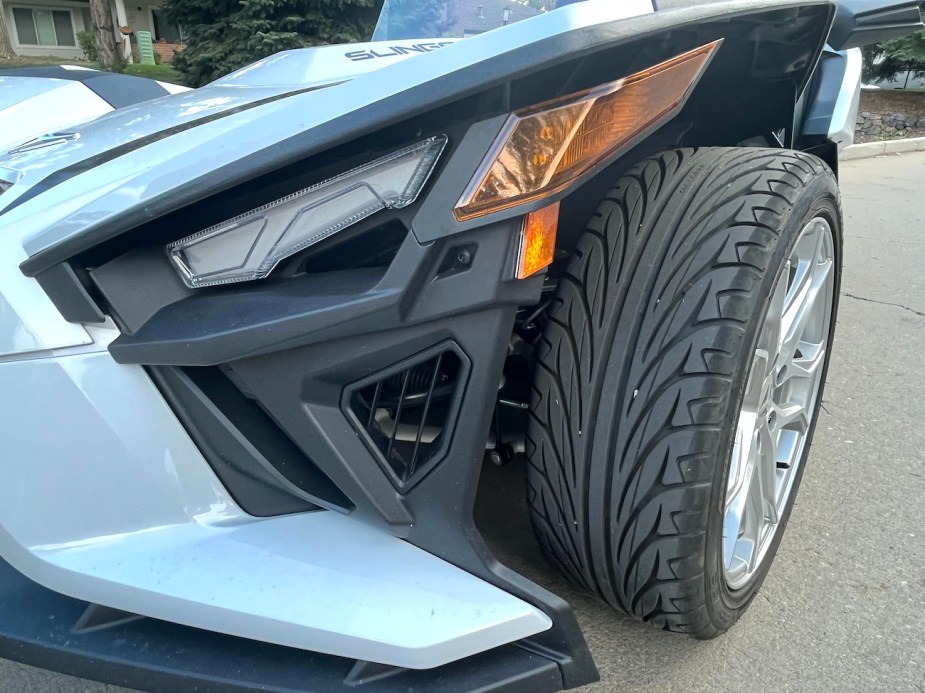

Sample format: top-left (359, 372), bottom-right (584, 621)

top-left (0, 559), bottom-right (564, 693)
top-left (828, 0), bottom-right (923, 51)
top-left (90, 246), bottom-right (193, 333)
top-left (102, 218), bottom-right (598, 687)
top-left (147, 365), bottom-right (350, 516)
top-left (802, 49), bottom-right (848, 138)
top-left (106, 222), bottom-right (534, 365)
top-left (35, 263), bottom-right (105, 324)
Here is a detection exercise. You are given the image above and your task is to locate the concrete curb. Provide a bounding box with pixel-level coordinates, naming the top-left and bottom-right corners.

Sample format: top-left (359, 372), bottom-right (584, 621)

top-left (840, 136), bottom-right (925, 161)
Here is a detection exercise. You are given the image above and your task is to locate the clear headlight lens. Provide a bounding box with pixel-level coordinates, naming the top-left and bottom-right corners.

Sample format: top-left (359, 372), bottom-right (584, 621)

top-left (168, 136), bottom-right (447, 288)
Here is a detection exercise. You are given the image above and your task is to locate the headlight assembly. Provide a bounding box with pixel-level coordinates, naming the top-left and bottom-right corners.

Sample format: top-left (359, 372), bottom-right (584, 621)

top-left (454, 41), bottom-right (721, 221)
top-left (168, 136), bottom-right (447, 288)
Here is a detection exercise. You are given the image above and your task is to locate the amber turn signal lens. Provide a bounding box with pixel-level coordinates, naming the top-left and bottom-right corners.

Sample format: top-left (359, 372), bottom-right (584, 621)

top-left (455, 40), bottom-right (722, 221)
top-left (517, 201), bottom-right (560, 279)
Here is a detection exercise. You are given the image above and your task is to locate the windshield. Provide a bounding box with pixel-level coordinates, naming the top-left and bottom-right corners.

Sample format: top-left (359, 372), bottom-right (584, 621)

top-left (372, 0), bottom-right (554, 41)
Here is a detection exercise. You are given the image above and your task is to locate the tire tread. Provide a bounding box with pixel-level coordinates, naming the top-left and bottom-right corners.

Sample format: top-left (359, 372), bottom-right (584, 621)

top-left (526, 147), bottom-right (833, 635)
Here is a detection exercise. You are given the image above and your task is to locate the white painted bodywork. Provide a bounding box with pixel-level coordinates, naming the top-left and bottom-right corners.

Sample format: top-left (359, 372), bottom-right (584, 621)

top-left (828, 47), bottom-right (864, 150)
top-left (0, 346), bottom-right (551, 668)
top-left (0, 70), bottom-right (188, 155)
top-left (215, 39), bottom-right (461, 89)
top-left (0, 77), bottom-right (112, 153)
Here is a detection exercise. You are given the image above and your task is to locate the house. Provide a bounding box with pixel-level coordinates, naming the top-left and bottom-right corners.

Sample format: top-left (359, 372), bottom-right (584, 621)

top-left (3, 0), bottom-right (183, 62)
top-left (448, 0), bottom-right (543, 37)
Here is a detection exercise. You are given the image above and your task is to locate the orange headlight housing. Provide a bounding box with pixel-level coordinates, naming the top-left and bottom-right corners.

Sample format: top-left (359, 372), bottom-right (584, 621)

top-left (454, 40), bottom-right (722, 221)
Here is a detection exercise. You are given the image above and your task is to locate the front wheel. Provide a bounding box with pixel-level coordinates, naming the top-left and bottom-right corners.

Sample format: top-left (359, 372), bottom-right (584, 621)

top-left (526, 147), bottom-right (841, 638)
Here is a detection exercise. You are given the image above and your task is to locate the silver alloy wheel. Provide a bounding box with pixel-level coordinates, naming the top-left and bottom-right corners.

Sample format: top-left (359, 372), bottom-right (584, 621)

top-left (722, 217), bottom-right (835, 590)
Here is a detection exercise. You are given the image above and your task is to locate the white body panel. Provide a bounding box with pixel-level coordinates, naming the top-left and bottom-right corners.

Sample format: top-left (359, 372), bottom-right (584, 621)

top-left (828, 48), bottom-right (863, 150)
top-left (0, 205), bottom-right (93, 359)
top-left (0, 348), bottom-right (551, 668)
top-left (0, 78), bottom-right (112, 153)
top-left (215, 39), bottom-right (461, 89)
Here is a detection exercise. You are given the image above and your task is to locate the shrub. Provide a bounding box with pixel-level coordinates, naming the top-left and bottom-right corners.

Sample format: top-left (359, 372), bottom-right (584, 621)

top-left (77, 30), bottom-right (98, 62)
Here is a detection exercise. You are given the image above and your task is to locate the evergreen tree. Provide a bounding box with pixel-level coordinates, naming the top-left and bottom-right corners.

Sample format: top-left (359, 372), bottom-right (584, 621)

top-left (165, 0), bottom-right (380, 87)
top-left (863, 29), bottom-right (925, 88)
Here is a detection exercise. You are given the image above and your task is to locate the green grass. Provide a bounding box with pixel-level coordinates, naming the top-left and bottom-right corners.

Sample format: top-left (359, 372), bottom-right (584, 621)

top-left (122, 63), bottom-right (183, 85)
top-left (1, 55), bottom-right (183, 85)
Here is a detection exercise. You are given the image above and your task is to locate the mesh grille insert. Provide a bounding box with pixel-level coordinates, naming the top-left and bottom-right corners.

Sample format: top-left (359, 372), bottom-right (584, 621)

top-left (348, 349), bottom-right (465, 488)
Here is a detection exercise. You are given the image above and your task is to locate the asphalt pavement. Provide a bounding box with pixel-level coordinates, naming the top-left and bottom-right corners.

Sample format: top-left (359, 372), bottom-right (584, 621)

top-left (2, 151), bottom-right (923, 692)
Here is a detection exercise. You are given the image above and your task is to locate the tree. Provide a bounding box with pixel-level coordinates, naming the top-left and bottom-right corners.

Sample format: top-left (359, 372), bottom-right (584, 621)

top-left (0, 1), bottom-right (15, 60)
top-left (89, 0), bottom-right (123, 71)
top-left (862, 29), bottom-right (925, 88)
top-left (165, 0), bottom-right (380, 87)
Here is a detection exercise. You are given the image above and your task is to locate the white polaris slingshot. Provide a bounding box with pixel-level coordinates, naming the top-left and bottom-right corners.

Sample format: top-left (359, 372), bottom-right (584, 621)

top-left (0, 0), bottom-right (920, 691)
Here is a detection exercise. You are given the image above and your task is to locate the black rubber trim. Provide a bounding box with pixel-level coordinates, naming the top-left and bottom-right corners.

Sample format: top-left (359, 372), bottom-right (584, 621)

top-left (34, 263), bottom-right (106, 324)
top-left (0, 559), bottom-right (565, 693)
top-left (18, 0), bottom-right (835, 278)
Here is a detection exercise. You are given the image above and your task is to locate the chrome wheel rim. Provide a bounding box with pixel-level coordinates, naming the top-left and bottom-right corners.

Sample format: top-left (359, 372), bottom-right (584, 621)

top-left (722, 217), bottom-right (835, 590)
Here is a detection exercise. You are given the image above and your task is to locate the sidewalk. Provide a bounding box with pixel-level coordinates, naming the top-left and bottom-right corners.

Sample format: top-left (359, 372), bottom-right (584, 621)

top-left (841, 136), bottom-right (925, 160)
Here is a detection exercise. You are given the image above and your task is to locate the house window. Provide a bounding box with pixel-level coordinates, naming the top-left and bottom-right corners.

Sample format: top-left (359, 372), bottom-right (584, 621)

top-left (151, 9), bottom-right (182, 43)
top-left (12, 7), bottom-right (77, 47)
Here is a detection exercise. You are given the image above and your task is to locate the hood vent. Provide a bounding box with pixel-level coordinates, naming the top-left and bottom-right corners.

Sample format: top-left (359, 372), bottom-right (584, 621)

top-left (346, 345), bottom-right (467, 491)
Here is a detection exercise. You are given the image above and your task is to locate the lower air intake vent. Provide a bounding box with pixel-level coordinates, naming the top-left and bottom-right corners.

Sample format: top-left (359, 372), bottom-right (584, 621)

top-left (347, 345), bottom-right (467, 490)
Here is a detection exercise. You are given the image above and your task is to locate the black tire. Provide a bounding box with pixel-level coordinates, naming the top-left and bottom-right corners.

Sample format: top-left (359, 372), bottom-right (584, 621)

top-left (526, 147), bottom-right (841, 638)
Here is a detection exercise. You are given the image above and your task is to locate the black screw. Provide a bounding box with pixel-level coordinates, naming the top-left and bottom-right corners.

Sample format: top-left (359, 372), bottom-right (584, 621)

top-left (490, 444), bottom-right (515, 467)
top-left (456, 249), bottom-right (472, 265)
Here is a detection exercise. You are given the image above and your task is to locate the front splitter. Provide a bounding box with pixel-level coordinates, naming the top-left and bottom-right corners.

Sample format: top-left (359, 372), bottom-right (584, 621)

top-left (0, 559), bottom-right (565, 693)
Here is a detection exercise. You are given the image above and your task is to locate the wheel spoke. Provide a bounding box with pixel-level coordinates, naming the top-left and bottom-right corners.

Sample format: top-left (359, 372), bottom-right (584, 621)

top-left (782, 259), bottom-right (832, 358)
top-left (781, 339), bottom-right (826, 383)
top-left (755, 420), bottom-right (780, 525)
top-left (723, 436), bottom-right (758, 581)
top-left (722, 216), bottom-right (835, 590)
top-left (762, 272), bottom-right (789, 355)
top-left (772, 403), bottom-right (809, 432)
